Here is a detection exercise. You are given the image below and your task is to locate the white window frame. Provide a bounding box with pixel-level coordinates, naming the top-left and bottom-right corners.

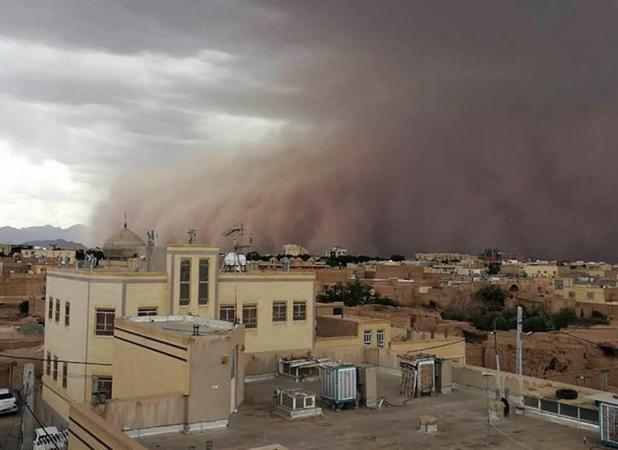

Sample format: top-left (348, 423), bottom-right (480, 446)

top-left (137, 307), bottom-right (158, 317)
top-left (220, 305), bottom-right (236, 323)
top-left (363, 330), bottom-right (372, 346)
top-left (272, 301), bottom-right (287, 322)
top-left (377, 329), bottom-right (385, 348)
top-left (243, 304), bottom-right (257, 329)
top-left (293, 301), bottom-right (307, 321)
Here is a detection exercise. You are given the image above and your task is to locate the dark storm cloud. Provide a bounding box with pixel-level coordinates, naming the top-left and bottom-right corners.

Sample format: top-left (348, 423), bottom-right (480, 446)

top-left (3, 1), bottom-right (618, 259)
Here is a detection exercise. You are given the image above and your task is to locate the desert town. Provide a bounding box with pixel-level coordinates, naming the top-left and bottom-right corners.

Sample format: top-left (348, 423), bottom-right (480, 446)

top-left (3, 1), bottom-right (618, 449)
top-left (0, 224), bottom-right (617, 449)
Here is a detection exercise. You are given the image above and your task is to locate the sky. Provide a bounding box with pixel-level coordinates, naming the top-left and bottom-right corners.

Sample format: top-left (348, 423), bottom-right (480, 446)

top-left (1, 1), bottom-right (618, 259)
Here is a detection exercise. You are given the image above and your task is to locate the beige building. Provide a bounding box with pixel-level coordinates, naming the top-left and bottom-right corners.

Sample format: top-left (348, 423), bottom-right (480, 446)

top-left (68, 315), bottom-right (244, 447)
top-left (522, 263), bottom-right (558, 278)
top-left (42, 270), bottom-right (168, 421)
top-left (554, 279), bottom-right (618, 304)
top-left (107, 315), bottom-right (244, 433)
top-left (282, 244), bottom-right (308, 256)
top-left (21, 248), bottom-right (77, 264)
top-left (43, 227), bottom-right (315, 422)
top-left (316, 315), bottom-right (392, 350)
top-left (314, 313), bottom-right (466, 365)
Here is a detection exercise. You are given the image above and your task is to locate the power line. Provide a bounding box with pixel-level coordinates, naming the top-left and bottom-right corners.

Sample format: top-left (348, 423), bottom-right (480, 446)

top-left (400, 338), bottom-right (465, 354)
top-left (0, 354), bottom-right (112, 366)
top-left (23, 402), bottom-right (62, 450)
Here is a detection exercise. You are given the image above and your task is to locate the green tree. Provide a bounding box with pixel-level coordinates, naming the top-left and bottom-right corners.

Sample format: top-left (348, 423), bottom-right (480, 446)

top-left (553, 308), bottom-right (577, 329)
top-left (246, 251), bottom-right (261, 261)
top-left (486, 262), bottom-right (501, 275)
top-left (473, 286), bottom-right (506, 312)
top-left (523, 315), bottom-right (549, 332)
top-left (317, 280), bottom-right (398, 307)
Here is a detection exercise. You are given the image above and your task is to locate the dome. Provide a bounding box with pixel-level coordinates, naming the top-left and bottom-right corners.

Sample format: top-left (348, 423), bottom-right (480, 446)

top-left (102, 224), bottom-right (146, 259)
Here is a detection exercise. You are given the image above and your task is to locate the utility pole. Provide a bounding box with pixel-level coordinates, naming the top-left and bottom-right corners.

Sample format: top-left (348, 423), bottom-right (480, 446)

top-left (492, 328), bottom-right (504, 399)
top-left (21, 363), bottom-right (34, 450)
top-left (516, 305), bottom-right (523, 377)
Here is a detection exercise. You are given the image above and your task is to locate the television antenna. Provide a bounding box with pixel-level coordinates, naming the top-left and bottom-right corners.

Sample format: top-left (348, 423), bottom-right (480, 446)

top-left (222, 224), bottom-right (253, 253)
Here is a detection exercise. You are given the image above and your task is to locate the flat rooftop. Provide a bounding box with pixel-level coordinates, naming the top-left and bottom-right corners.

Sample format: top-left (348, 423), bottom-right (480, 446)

top-left (127, 315), bottom-right (236, 336)
top-left (321, 314), bottom-right (387, 324)
top-left (137, 373), bottom-right (598, 450)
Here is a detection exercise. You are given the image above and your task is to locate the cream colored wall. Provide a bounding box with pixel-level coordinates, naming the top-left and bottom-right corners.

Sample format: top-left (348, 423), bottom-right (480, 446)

top-left (558, 285), bottom-right (607, 304)
top-left (42, 379), bottom-right (71, 420)
top-left (188, 328), bottom-right (246, 423)
top-left (166, 246), bottom-right (316, 355)
top-left (523, 264), bottom-right (558, 278)
top-left (167, 245), bottom-right (218, 317)
top-left (316, 320), bottom-right (390, 349)
top-left (218, 274), bottom-right (315, 353)
top-left (104, 394), bottom-right (186, 431)
top-left (112, 320), bottom-right (190, 399)
top-left (43, 271), bottom-right (168, 419)
top-left (125, 282), bottom-right (170, 316)
top-left (69, 402), bottom-right (147, 450)
top-left (43, 274), bottom-right (90, 419)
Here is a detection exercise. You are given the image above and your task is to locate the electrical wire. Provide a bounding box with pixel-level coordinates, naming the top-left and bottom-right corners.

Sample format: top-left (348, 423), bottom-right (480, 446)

top-left (22, 402), bottom-right (62, 450)
top-left (401, 339), bottom-right (465, 354)
top-left (0, 354), bottom-right (111, 366)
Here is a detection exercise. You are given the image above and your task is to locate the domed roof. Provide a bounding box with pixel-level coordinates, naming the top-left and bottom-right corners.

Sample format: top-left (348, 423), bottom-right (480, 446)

top-left (102, 223), bottom-right (146, 259)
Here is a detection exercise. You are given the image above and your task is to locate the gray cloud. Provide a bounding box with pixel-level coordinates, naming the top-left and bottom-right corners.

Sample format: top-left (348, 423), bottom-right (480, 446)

top-left (2, 1), bottom-right (618, 259)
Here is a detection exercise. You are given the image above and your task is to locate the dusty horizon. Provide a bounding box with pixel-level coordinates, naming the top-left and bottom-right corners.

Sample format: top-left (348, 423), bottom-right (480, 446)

top-left (2, 1), bottom-right (618, 261)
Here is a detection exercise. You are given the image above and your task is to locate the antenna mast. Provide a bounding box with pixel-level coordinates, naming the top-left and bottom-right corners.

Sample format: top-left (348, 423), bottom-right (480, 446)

top-left (222, 224), bottom-right (252, 272)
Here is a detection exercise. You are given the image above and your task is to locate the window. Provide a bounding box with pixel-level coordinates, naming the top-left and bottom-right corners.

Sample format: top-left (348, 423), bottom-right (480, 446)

top-left (62, 362), bottom-right (68, 388)
top-left (137, 307), bottom-right (158, 317)
top-left (377, 329), bottom-right (385, 348)
top-left (53, 356), bottom-right (58, 381)
top-left (92, 376), bottom-right (113, 404)
top-left (243, 304), bottom-right (257, 329)
top-left (579, 407), bottom-right (599, 424)
top-left (55, 299), bottom-right (60, 322)
top-left (179, 260), bottom-right (191, 306)
top-left (293, 301), bottom-right (307, 321)
top-left (46, 352), bottom-right (51, 376)
top-left (48, 297), bottom-right (53, 320)
top-left (540, 399), bottom-right (559, 414)
top-left (363, 330), bottom-right (372, 345)
top-left (568, 291), bottom-right (576, 299)
top-left (587, 291), bottom-right (595, 300)
top-left (95, 309), bottom-right (115, 336)
top-left (220, 305), bottom-right (236, 323)
top-left (560, 403), bottom-right (578, 418)
top-left (198, 259), bottom-right (209, 305)
top-left (64, 302), bottom-right (70, 326)
top-left (272, 302), bottom-right (287, 322)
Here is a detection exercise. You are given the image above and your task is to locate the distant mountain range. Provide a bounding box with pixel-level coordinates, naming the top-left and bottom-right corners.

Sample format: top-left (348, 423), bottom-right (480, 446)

top-left (22, 239), bottom-right (87, 250)
top-left (0, 225), bottom-right (91, 247)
